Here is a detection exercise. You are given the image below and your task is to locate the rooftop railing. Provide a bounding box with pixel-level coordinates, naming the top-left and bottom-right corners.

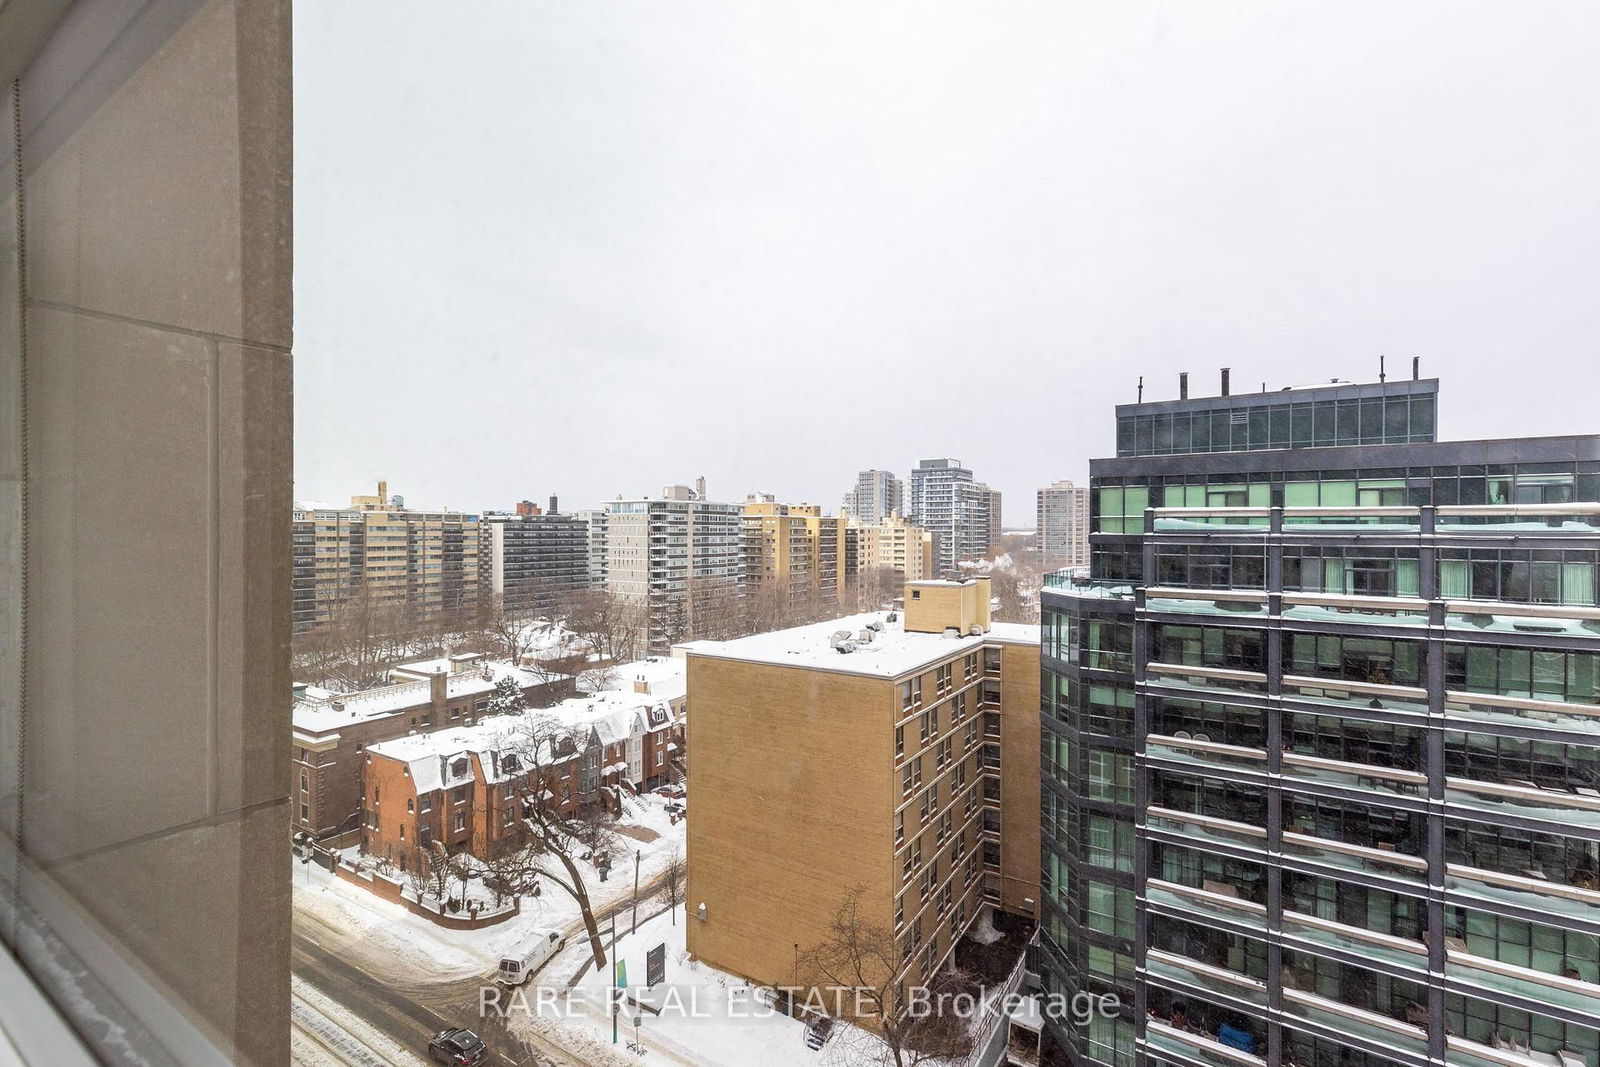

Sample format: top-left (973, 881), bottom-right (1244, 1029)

top-left (1144, 502), bottom-right (1600, 536)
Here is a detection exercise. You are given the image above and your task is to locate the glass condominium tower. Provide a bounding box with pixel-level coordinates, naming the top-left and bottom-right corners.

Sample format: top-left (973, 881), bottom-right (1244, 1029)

top-left (1039, 373), bottom-right (1600, 1067)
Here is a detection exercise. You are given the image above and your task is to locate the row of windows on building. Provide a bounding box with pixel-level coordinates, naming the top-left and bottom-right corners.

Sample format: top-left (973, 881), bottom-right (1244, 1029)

top-left (1115, 393), bottom-right (1438, 458)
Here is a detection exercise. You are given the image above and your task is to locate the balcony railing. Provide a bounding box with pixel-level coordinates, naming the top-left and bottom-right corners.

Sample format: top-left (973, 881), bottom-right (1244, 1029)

top-left (1144, 949), bottom-right (1268, 1007)
top-left (1443, 863), bottom-right (1600, 925)
top-left (1280, 829), bottom-right (1428, 886)
top-left (1145, 807), bottom-right (1268, 854)
top-left (1147, 735), bottom-right (1269, 777)
top-left (1146, 662), bottom-right (1269, 695)
top-left (1146, 879), bottom-right (1266, 933)
top-left (1281, 675), bottom-right (1430, 717)
top-left (1279, 990), bottom-right (1429, 1059)
top-left (1443, 778), bottom-right (1600, 832)
top-left (1141, 502), bottom-right (1600, 538)
top-left (1445, 1035), bottom-right (1593, 1067)
top-left (1445, 949), bottom-right (1600, 1019)
top-left (1280, 752), bottom-right (1428, 799)
top-left (1278, 910), bottom-right (1428, 975)
top-left (1143, 1021), bottom-right (1266, 1067)
top-left (1444, 690), bottom-right (1600, 738)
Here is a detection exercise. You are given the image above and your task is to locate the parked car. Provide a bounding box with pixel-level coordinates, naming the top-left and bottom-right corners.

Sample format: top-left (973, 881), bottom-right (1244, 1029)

top-left (804, 1015), bottom-right (834, 1051)
top-left (428, 1027), bottom-right (487, 1065)
top-left (656, 784), bottom-right (685, 800)
top-left (497, 929), bottom-right (566, 986)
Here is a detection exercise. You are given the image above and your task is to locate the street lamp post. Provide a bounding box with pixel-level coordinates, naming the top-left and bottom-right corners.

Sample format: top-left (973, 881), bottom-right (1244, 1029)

top-left (610, 914), bottom-right (619, 1045)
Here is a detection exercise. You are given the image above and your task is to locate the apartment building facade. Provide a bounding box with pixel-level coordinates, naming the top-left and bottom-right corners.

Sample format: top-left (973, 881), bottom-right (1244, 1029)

top-left (484, 503), bottom-right (591, 616)
top-left (293, 483), bottom-right (481, 632)
top-left (575, 508), bottom-right (610, 588)
top-left (845, 469), bottom-right (906, 525)
top-left (743, 495), bottom-right (849, 618)
top-left (909, 459), bottom-right (996, 575)
top-left (292, 654), bottom-right (575, 843)
top-left (1040, 373), bottom-right (1600, 1067)
top-left (853, 512), bottom-right (937, 582)
top-left (1037, 480), bottom-right (1091, 570)
top-left (605, 486), bottom-right (747, 652)
top-left (685, 578), bottom-right (1041, 1017)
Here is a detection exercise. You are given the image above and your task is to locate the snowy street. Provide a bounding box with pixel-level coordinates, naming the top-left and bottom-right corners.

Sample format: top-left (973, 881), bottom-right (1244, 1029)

top-left (290, 794), bottom-right (688, 1066)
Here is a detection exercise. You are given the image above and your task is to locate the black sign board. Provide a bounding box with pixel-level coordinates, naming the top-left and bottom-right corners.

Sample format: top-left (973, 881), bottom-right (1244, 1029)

top-left (646, 943), bottom-right (666, 988)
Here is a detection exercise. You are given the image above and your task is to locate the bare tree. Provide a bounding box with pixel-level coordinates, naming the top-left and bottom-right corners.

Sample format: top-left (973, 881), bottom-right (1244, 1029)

top-left (406, 845), bottom-right (451, 902)
top-left (497, 715), bottom-right (625, 969)
top-left (796, 887), bottom-right (974, 1067)
top-left (686, 577), bottom-right (751, 642)
top-left (659, 845), bottom-right (686, 924)
top-left (292, 583), bottom-right (413, 690)
top-left (850, 566), bottom-right (906, 614)
top-left (988, 552), bottom-right (1041, 625)
top-left (405, 848), bottom-right (433, 904)
top-left (482, 595), bottom-right (555, 665)
top-left (480, 837), bottom-right (541, 907)
top-left (448, 853), bottom-right (475, 910)
top-left (558, 586), bottom-right (646, 667)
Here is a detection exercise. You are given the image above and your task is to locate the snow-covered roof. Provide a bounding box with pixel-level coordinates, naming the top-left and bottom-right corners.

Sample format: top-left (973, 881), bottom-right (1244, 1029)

top-left (362, 685), bottom-right (685, 787)
top-left (291, 659), bottom-right (552, 734)
top-left (681, 612), bottom-right (1038, 679)
top-left (588, 655), bottom-right (688, 704)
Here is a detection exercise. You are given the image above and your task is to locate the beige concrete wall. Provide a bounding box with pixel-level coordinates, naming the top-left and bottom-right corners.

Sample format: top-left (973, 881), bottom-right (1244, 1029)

top-left (685, 654), bottom-right (896, 990)
top-left (3, 0), bottom-right (292, 1061)
top-left (904, 578), bottom-right (990, 635)
top-left (997, 641), bottom-right (1042, 917)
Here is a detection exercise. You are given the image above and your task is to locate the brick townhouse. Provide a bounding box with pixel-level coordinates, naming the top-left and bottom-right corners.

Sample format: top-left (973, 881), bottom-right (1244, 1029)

top-left (360, 683), bottom-right (686, 867)
top-left (291, 652), bottom-right (575, 843)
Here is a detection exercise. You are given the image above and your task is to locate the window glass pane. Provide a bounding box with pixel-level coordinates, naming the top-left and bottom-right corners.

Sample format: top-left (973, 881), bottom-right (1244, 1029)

top-left (1320, 480), bottom-right (1357, 507)
top-left (1284, 481), bottom-right (1320, 507)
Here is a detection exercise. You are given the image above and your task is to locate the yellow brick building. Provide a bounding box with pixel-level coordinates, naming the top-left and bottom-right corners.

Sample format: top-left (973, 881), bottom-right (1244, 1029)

top-left (684, 577), bottom-right (1040, 1011)
top-left (743, 496), bottom-right (848, 619)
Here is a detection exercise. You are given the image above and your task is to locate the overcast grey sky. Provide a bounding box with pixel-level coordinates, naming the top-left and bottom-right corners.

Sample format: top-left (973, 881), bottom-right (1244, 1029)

top-left (293, 1), bottom-right (1600, 523)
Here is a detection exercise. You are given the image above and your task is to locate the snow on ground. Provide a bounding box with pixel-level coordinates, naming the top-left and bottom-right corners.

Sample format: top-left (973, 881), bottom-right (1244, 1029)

top-left (292, 794), bottom-right (688, 983)
top-left (512, 904), bottom-right (886, 1067)
top-left (292, 974), bottom-right (427, 1067)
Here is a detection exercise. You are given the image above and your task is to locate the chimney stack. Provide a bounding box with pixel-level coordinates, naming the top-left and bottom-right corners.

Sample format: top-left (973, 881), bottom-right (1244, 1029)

top-left (430, 668), bottom-right (447, 710)
top-left (1179, 372), bottom-right (1189, 400)
top-left (1221, 368), bottom-right (1231, 397)
top-left (1379, 355), bottom-right (1387, 383)
top-left (1412, 356), bottom-right (1421, 381)
top-left (695, 476), bottom-right (707, 500)
top-left (378, 479), bottom-right (388, 506)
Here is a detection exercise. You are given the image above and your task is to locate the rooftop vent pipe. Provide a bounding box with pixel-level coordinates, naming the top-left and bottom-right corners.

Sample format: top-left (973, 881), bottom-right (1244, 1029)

top-left (1221, 367), bottom-right (1231, 397)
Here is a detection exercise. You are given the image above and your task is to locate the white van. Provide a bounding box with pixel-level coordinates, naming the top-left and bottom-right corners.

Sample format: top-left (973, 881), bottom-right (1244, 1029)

top-left (497, 930), bottom-right (566, 986)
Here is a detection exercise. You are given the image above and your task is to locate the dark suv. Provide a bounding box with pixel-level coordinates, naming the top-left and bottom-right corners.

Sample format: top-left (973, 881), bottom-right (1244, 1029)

top-left (428, 1027), bottom-right (488, 1065)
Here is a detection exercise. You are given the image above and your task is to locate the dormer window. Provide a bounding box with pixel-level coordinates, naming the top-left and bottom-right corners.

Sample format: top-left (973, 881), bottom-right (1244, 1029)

top-left (450, 757), bottom-right (469, 778)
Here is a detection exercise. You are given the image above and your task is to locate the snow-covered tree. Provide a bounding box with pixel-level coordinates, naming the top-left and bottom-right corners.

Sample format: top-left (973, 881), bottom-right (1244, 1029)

top-left (485, 674), bottom-right (527, 717)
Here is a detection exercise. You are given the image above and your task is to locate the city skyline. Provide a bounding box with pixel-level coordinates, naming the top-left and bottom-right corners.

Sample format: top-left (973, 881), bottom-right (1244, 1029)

top-left (293, 2), bottom-right (1600, 518)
